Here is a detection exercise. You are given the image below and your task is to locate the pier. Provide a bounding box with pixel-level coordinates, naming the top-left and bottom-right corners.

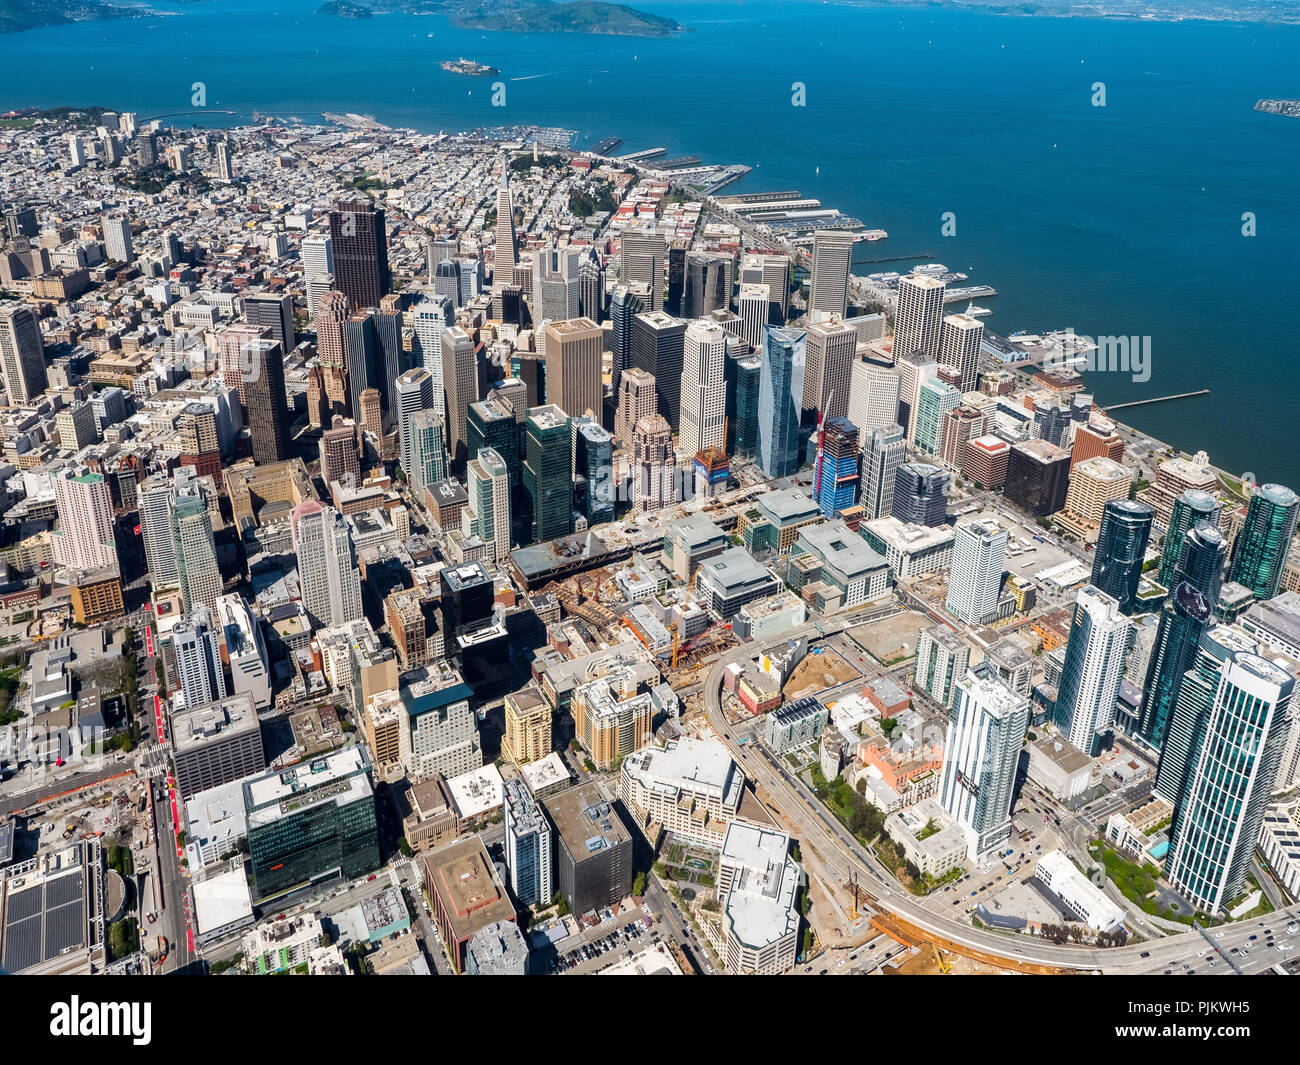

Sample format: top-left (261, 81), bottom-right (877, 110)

top-left (1105, 390), bottom-right (1211, 410)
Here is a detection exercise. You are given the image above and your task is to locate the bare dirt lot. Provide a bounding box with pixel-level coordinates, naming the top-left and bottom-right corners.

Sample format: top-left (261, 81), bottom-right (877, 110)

top-left (847, 611), bottom-right (933, 665)
top-left (783, 648), bottom-right (860, 701)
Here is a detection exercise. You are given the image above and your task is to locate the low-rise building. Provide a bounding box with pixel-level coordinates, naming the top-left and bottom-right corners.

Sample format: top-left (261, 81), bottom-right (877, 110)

top-left (1034, 849), bottom-right (1124, 933)
top-left (763, 696), bottom-right (828, 755)
top-left (1025, 734), bottom-right (1092, 802)
top-left (423, 835), bottom-right (518, 975)
top-left (885, 798), bottom-right (967, 879)
top-left (860, 517), bottom-right (956, 580)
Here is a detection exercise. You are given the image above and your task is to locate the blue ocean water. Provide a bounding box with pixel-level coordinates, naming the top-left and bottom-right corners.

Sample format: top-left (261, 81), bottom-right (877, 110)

top-left (2, 0), bottom-right (1298, 483)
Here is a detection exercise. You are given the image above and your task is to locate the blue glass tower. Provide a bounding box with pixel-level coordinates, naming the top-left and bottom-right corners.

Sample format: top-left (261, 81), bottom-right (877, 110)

top-left (1228, 483), bottom-right (1299, 601)
top-left (757, 325), bottom-right (805, 479)
top-left (812, 417), bottom-right (860, 519)
top-left (1090, 499), bottom-right (1154, 614)
top-left (1135, 582), bottom-right (1214, 753)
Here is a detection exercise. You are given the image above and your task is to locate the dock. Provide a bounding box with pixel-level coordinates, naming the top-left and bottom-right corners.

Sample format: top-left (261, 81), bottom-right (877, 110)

top-left (1105, 390), bottom-right (1211, 410)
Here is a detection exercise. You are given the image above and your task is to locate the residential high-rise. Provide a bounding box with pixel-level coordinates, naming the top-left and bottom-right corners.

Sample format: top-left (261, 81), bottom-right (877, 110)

top-left (939, 405), bottom-right (987, 472)
top-left (1170, 522), bottom-right (1227, 603)
top-left (892, 273), bottom-right (945, 362)
top-left (1062, 456), bottom-right (1131, 528)
top-left (891, 462), bottom-right (949, 527)
top-left (897, 349), bottom-right (938, 445)
top-left (1089, 499), bottom-right (1154, 615)
top-left (938, 313), bottom-right (984, 393)
top-left (802, 316), bottom-right (856, 422)
top-left (440, 325), bottom-right (478, 472)
top-left (847, 357), bottom-right (901, 434)
top-left (945, 518), bottom-right (1007, 624)
top-left (293, 503), bottom-right (363, 628)
top-left (937, 665), bottom-right (1030, 861)
top-left (614, 366), bottom-right (656, 449)
top-left (620, 226), bottom-right (665, 311)
top-left (1228, 483), bottom-right (1299, 601)
top-left (739, 251), bottom-right (791, 324)
top-left (812, 417), bottom-right (859, 520)
top-left (1052, 585), bottom-right (1132, 755)
top-left (630, 310), bottom-right (685, 426)
top-left (679, 319), bottom-right (728, 455)
top-left (243, 339), bottom-right (290, 465)
top-left (861, 423), bottom-right (906, 521)
top-left (544, 317), bottom-right (603, 420)
top-left (244, 292), bottom-right (295, 357)
top-left (633, 414), bottom-right (676, 514)
top-left (737, 283), bottom-right (769, 350)
top-left (914, 625), bottom-right (971, 709)
top-left (609, 282), bottom-right (648, 393)
top-left (0, 302), bottom-right (49, 406)
top-left (1164, 648), bottom-right (1294, 913)
top-left (101, 212), bottom-right (133, 264)
top-left (328, 200), bottom-right (389, 310)
top-left (493, 163), bottom-right (518, 277)
top-left (172, 607), bottom-right (228, 710)
top-left (757, 325), bottom-right (806, 479)
top-left (502, 777), bottom-right (553, 908)
top-left (51, 469), bottom-right (117, 572)
top-left (395, 367), bottom-right (435, 475)
top-left (465, 447), bottom-right (511, 563)
top-left (503, 685), bottom-right (552, 766)
top-left (523, 405), bottom-right (573, 543)
top-left (809, 230), bottom-right (853, 319)
top-left (1135, 582), bottom-right (1214, 753)
top-left (171, 472), bottom-right (222, 612)
top-left (1157, 488), bottom-right (1222, 589)
top-left (578, 248), bottom-right (604, 323)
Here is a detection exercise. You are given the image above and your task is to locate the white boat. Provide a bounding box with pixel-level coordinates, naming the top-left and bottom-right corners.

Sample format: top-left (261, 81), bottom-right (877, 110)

top-left (964, 303), bottom-right (991, 317)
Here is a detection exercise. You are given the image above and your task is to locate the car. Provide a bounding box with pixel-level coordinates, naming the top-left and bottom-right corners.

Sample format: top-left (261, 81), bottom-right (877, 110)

top-left (1250, 934), bottom-right (1258, 941)
top-left (1140, 951), bottom-right (1150, 958)
top-left (1289, 923), bottom-right (1299, 936)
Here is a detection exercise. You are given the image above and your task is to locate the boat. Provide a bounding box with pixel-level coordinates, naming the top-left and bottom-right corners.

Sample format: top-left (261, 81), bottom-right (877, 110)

top-left (964, 302), bottom-right (992, 317)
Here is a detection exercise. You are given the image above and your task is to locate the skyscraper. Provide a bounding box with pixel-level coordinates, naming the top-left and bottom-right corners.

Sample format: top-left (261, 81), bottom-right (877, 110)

top-left (171, 471), bottom-right (222, 613)
top-left (395, 367), bottom-right (435, 475)
top-left (345, 312), bottom-right (380, 426)
top-left (329, 200), bottom-right (389, 310)
top-left (101, 212), bottom-right (133, 264)
top-left (301, 234), bottom-right (334, 279)
top-left (533, 245), bottom-right (582, 321)
top-left (945, 518), bottom-right (1007, 625)
top-left (466, 447), bottom-right (511, 563)
top-left (1228, 483), bottom-right (1299, 602)
top-left (633, 414), bottom-right (676, 514)
top-left (937, 665), bottom-right (1030, 861)
top-left (861, 423), bottom-right (906, 521)
top-left (1004, 439), bottom-right (1071, 517)
top-left (408, 409), bottom-right (448, 500)
top-left (574, 420), bottom-right (614, 526)
top-left (1164, 647), bottom-right (1294, 913)
top-left (620, 226), bottom-right (665, 312)
top-left (912, 377), bottom-right (961, 456)
top-left (1089, 499), bottom-right (1154, 615)
top-left (244, 292), bottom-right (295, 356)
top-left (682, 252), bottom-right (731, 319)
top-left (579, 247), bottom-right (605, 323)
top-left (214, 138), bottom-right (233, 182)
top-left (679, 319), bottom-right (728, 455)
top-left (51, 469), bottom-right (117, 572)
top-left (1170, 522), bottom-right (1227, 603)
top-left (630, 310), bottom-right (685, 426)
top-left (441, 325), bottom-right (478, 472)
top-left (1157, 488), bottom-right (1222, 589)
top-left (802, 316), bottom-right (856, 423)
top-left (0, 302), bottom-right (49, 406)
top-left (938, 313), bottom-right (984, 394)
top-left (502, 777), bottom-right (553, 909)
top-left (809, 231), bottom-right (853, 319)
top-left (412, 296), bottom-right (453, 390)
top-left (1052, 585), bottom-right (1132, 755)
top-left (544, 317), bottom-right (603, 420)
top-left (293, 503), bottom-right (363, 628)
top-left (243, 339), bottom-right (290, 465)
top-left (523, 405), bottom-right (573, 543)
top-left (757, 325), bottom-right (806, 479)
top-left (812, 417), bottom-right (860, 520)
top-left (728, 353), bottom-right (761, 460)
top-left (614, 367), bottom-right (656, 450)
top-left (737, 283), bottom-right (769, 351)
top-left (739, 251), bottom-right (790, 325)
top-left (891, 462), bottom-right (949, 527)
top-left (897, 349), bottom-right (938, 446)
top-left (494, 162), bottom-right (518, 277)
top-left (320, 416), bottom-right (361, 492)
top-left (847, 356), bottom-right (901, 433)
top-left (1135, 582), bottom-right (1214, 753)
top-left (609, 282), bottom-right (648, 393)
top-left (172, 607), bottom-right (228, 710)
top-left (893, 273), bottom-right (945, 362)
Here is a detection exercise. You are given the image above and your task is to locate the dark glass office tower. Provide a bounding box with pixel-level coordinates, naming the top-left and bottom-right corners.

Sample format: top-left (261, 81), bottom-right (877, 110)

top-left (630, 310), bottom-right (686, 427)
top-left (523, 404), bottom-right (573, 544)
top-left (1135, 582), bottom-right (1213, 753)
top-left (1090, 499), bottom-right (1154, 614)
top-left (245, 292), bottom-right (295, 356)
top-left (375, 306), bottom-right (404, 422)
top-left (244, 339), bottom-right (289, 465)
top-left (727, 352), bottom-right (761, 459)
top-left (609, 284), bottom-right (646, 394)
top-left (328, 199), bottom-right (390, 311)
top-left (891, 462), bottom-right (950, 527)
top-left (1228, 483), bottom-right (1299, 601)
top-left (1171, 522), bottom-right (1227, 603)
top-left (344, 312), bottom-right (380, 425)
top-left (1157, 488), bottom-right (1221, 588)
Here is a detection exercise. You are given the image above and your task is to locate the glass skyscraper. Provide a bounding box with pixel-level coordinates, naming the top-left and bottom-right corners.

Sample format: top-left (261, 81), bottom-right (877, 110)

top-left (1157, 488), bottom-right (1221, 589)
top-left (1163, 646), bottom-right (1294, 913)
top-left (1228, 483), bottom-right (1299, 602)
top-left (1170, 522), bottom-right (1227, 603)
top-left (727, 352), bottom-right (761, 459)
top-left (757, 325), bottom-right (805, 479)
top-left (523, 404), bottom-right (573, 543)
top-left (1089, 499), bottom-right (1154, 614)
top-left (1135, 582), bottom-right (1214, 753)
top-left (1053, 585), bottom-right (1131, 756)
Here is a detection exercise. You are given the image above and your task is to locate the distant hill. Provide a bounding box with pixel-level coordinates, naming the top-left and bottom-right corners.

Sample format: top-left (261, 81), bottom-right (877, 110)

top-left (451, 1), bottom-right (681, 38)
top-left (0, 0), bottom-right (145, 33)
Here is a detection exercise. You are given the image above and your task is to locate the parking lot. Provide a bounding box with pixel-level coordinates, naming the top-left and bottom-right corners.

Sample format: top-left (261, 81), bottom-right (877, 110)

top-left (550, 911), bottom-right (656, 975)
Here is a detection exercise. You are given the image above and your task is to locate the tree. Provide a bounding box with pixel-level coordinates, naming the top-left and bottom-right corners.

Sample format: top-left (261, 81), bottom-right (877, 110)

top-left (632, 871), bottom-right (646, 896)
top-left (398, 837), bottom-right (413, 858)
